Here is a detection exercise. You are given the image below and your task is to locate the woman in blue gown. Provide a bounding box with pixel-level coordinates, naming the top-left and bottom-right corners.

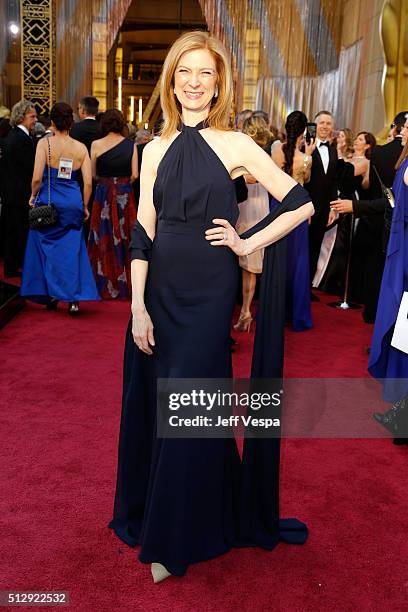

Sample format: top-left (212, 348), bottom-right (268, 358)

top-left (108, 32), bottom-right (314, 583)
top-left (271, 111), bottom-right (314, 331)
top-left (21, 103), bottom-right (100, 313)
top-left (369, 127), bottom-right (408, 439)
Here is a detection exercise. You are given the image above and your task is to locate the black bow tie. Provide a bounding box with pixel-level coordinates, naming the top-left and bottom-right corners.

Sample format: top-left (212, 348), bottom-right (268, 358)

top-left (319, 141), bottom-right (329, 147)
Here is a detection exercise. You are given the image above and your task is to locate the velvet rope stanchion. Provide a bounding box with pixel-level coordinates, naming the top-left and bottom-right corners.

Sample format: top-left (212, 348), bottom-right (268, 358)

top-left (328, 213), bottom-right (361, 310)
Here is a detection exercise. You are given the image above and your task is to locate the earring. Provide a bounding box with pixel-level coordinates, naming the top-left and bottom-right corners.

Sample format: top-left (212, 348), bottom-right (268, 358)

top-left (214, 88), bottom-right (218, 98)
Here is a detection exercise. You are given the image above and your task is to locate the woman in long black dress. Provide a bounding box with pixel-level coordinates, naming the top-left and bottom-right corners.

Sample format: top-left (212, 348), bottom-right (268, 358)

top-left (109, 31), bottom-right (314, 583)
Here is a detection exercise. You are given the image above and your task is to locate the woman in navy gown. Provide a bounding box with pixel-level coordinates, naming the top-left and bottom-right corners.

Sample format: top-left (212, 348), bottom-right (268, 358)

top-left (370, 124), bottom-right (408, 439)
top-left (271, 111), bottom-right (314, 331)
top-left (108, 31), bottom-right (314, 583)
top-left (88, 109), bottom-right (138, 299)
top-left (21, 102), bottom-right (99, 314)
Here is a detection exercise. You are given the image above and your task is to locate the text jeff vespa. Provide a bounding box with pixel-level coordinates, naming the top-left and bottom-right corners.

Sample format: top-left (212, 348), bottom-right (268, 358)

top-left (166, 390), bottom-right (282, 429)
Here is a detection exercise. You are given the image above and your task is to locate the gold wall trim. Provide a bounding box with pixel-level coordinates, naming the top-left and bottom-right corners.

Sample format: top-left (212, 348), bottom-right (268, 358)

top-left (20, 0), bottom-right (55, 114)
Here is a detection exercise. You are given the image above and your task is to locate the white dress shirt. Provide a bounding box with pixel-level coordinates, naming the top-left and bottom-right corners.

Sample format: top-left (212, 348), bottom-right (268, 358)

top-left (315, 138), bottom-right (329, 174)
top-left (17, 124), bottom-right (30, 137)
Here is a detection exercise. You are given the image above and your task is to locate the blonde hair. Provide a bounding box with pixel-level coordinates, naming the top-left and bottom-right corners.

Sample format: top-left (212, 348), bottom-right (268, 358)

top-left (160, 31), bottom-right (233, 138)
top-left (338, 128), bottom-right (354, 159)
top-left (242, 115), bottom-right (273, 149)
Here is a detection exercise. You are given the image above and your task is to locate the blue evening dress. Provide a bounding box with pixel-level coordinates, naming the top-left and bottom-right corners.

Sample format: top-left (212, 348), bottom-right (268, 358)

top-left (21, 167), bottom-right (100, 303)
top-left (369, 158), bottom-right (408, 402)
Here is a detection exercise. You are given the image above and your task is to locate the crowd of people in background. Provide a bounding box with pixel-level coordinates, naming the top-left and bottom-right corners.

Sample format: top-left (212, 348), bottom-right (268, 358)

top-left (0, 98), bottom-right (406, 323)
top-left (0, 97), bottom-right (406, 323)
top-left (0, 96), bottom-right (157, 309)
top-left (0, 96), bottom-right (408, 444)
top-left (233, 106), bottom-right (408, 336)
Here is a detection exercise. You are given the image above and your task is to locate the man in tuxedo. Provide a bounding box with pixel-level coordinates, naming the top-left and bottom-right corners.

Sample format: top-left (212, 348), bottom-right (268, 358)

top-left (305, 110), bottom-right (338, 293)
top-left (2, 100), bottom-right (37, 277)
top-left (70, 96), bottom-right (100, 153)
top-left (70, 96), bottom-right (100, 239)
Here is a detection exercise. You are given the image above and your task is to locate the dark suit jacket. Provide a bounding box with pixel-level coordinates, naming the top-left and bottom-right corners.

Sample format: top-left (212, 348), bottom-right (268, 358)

top-left (370, 136), bottom-right (404, 196)
top-left (353, 140), bottom-right (403, 253)
top-left (353, 196), bottom-right (387, 217)
top-left (70, 118), bottom-right (101, 153)
top-left (305, 144), bottom-right (338, 213)
top-left (4, 127), bottom-right (36, 208)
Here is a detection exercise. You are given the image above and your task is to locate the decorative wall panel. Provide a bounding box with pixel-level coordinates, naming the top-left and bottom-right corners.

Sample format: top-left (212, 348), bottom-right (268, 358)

top-left (20, 0), bottom-right (55, 115)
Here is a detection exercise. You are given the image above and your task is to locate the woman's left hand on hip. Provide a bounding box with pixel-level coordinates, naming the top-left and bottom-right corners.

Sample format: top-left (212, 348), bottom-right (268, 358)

top-left (205, 218), bottom-right (247, 256)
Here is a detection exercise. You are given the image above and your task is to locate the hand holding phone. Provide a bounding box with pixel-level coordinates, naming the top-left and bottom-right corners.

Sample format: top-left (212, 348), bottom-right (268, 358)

top-left (306, 122), bottom-right (317, 144)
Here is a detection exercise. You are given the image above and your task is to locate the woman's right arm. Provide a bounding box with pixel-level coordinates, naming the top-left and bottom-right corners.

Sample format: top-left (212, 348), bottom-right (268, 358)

top-left (80, 145), bottom-right (92, 219)
top-left (351, 158), bottom-right (368, 178)
top-left (29, 139), bottom-right (46, 205)
top-left (90, 141), bottom-right (98, 180)
top-left (271, 141), bottom-right (284, 169)
top-left (130, 140), bottom-right (158, 354)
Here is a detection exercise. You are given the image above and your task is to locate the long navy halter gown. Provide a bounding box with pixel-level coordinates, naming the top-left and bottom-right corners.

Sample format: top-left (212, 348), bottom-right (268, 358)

top-left (109, 121), bottom-right (308, 576)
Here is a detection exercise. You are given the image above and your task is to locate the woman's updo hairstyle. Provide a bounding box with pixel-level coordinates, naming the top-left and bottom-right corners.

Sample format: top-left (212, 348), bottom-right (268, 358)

top-left (242, 114), bottom-right (273, 149)
top-left (100, 109), bottom-right (126, 137)
top-left (282, 111), bottom-right (308, 176)
top-left (50, 102), bottom-right (74, 131)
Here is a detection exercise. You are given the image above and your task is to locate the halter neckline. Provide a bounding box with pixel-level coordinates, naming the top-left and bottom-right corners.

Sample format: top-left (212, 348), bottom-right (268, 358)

top-left (180, 120), bottom-right (207, 132)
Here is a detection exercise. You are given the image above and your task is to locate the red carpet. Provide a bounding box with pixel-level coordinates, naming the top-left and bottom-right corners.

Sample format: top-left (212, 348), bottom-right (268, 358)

top-left (1, 293), bottom-right (408, 611)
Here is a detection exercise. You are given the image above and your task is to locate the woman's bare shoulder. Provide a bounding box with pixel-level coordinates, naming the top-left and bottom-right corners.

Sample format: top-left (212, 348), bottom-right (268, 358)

top-left (36, 136), bottom-right (47, 149)
top-left (143, 136), bottom-right (162, 154)
top-left (143, 134), bottom-right (179, 167)
top-left (213, 130), bottom-right (257, 160)
top-left (91, 136), bottom-right (105, 147)
top-left (72, 138), bottom-right (87, 155)
top-left (221, 129), bottom-right (252, 146)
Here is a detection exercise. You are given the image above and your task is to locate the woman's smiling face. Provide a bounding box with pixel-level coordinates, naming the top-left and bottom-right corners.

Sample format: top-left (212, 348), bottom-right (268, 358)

top-left (174, 48), bottom-right (218, 113)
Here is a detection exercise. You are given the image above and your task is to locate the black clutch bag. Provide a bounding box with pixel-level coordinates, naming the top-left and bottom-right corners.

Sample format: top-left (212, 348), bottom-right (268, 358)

top-left (29, 203), bottom-right (58, 229)
top-left (29, 136), bottom-right (59, 230)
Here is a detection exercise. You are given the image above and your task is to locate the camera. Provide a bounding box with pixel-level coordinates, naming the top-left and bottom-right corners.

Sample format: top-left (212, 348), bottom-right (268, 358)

top-left (306, 122), bottom-right (317, 144)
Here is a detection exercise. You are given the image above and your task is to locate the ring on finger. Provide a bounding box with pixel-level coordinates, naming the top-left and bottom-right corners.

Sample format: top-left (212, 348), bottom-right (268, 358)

top-left (223, 231), bottom-right (227, 240)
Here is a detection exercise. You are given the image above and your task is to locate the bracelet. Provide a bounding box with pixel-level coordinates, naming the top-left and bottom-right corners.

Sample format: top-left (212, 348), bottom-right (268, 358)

top-left (303, 155), bottom-right (310, 168)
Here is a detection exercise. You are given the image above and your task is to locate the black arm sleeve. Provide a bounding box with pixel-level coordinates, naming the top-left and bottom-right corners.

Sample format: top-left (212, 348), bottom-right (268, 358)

top-left (352, 197), bottom-right (388, 218)
top-left (234, 175), bottom-right (248, 204)
top-left (129, 220), bottom-right (153, 261)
